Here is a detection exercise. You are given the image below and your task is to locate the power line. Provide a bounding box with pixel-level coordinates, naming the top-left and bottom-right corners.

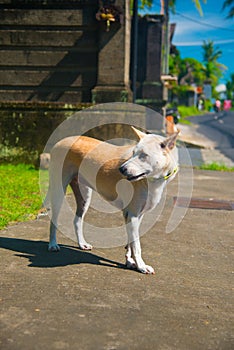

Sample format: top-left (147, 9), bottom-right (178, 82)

top-left (144, 2), bottom-right (234, 33)
top-left (171, 11), bottom-right (234, 33)
top-left (174, 39), bottom-right (234, 47)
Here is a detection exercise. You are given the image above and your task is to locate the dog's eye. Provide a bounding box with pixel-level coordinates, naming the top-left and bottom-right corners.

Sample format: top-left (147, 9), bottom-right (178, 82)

top-left (139, 152), bottom-right (148, 161)
top-left (160, 142), bottom-right (166, 149)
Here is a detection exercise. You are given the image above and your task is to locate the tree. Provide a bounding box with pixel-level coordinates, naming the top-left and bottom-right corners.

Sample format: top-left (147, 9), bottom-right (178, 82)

top-left (202, 40), bottom-right (222, 63)
top-left (169, 50), bottom-right (206, 104)
top-left (139, 0), bottom-right (206, 16)
top-left (169, 52), bottom-right (205, 85)
top-left (168, 0), bottom-right (206, 16)
top-left (202, 40), bottom-right (226, 87)
top-left (181, 58), bottom-right (205, 85)
top-left (226, 73), bottom-right (234, 100)
top-left (222, 0), bottom-right (234, 18)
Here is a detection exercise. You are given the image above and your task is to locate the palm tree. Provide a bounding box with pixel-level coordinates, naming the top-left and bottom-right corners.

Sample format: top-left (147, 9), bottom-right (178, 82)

top-left (139, 0), bottom-right (206, 16)
top-left (226, 73), bottom-right (234, 99)
top-left (222, 0), bottom-right (234, 18)
top-left (167, 0), bottom-right (206, 15)
top-left (140, 0), bottom-right (233, 18)
top-left (202, 40), bottom-right (226, 86)
top-left (202, 40), bottom-right (222, 63)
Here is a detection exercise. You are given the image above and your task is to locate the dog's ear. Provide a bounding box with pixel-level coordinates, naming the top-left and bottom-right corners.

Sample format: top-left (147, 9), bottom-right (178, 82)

top-left (131, 126), bottom-right (147, 140)
top-left (161, 130), bottom-right (180, 150)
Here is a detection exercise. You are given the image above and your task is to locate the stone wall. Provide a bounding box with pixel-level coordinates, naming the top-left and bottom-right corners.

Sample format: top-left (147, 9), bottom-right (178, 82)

top-left (0, 0), bottom-right (132, 103)
top-left (0, 0), bottom-right (99, 103)
top-left (0, 2), bottom-right (165, 164)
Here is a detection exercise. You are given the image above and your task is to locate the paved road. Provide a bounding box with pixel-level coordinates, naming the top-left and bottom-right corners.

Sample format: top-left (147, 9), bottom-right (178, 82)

top-left (0, 170), bottom-right (233, 350)
top-left (188, 111), bottom-right (234, 161)
top-left (178, 111), bottom-right (234, 167)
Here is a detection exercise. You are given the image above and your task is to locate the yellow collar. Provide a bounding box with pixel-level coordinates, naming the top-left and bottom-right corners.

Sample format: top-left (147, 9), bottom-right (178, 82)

top-left (148, 166), bottom-right (179, 182)
top-left (163, 166), bottom-right (179, 180)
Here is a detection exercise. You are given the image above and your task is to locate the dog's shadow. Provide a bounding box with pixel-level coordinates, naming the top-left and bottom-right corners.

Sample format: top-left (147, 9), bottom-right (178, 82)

top-left (0, 237), bottom-right (126, 270)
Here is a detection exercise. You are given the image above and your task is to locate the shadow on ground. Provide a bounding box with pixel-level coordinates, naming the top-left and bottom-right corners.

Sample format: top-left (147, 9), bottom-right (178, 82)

top-left (0, 237), bottom-right (126, 270)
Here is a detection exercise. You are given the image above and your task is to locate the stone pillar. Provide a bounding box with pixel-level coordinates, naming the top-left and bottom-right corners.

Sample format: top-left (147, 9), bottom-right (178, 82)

top-left (92, 0), bottom-right (132, 103)
top-left (141, 15), bottom-right (164, 103)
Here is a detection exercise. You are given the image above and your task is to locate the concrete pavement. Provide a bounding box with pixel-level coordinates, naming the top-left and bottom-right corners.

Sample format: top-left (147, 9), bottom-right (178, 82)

top-left (0, 169), bottom-right (233, 350)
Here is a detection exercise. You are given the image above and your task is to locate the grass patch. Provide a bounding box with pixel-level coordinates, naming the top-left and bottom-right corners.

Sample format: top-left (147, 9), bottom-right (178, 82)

top-left (198, 162), bottom-right (234, 172)
top-left (0, 164), bottom-right (42, 229)
top-left (177, 106), bottom-right (205, 125)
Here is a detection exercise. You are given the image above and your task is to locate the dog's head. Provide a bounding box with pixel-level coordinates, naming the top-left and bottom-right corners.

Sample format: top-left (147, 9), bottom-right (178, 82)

top-left (119, 127), bottom-right (179, 182)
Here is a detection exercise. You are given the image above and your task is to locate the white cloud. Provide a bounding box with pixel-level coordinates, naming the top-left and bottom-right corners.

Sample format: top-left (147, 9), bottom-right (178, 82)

top-left (215, 84), bottom-right (226, 92)
top-left (171, 13), bottom-right (233, 45)
top-left (174, 38), bottom-right (234, 47)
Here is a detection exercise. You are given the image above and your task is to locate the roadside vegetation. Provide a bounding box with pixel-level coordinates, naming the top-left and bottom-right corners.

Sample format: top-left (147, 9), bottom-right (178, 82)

top-left (1, 160), bottom-right (233, 231)
top-left (198, 162), bottom-right (234, 172)
top-left (177, 106), bottom-right (205, 124)
top-left (0, 164), bottom-right (42, 229)
top-left (169, 40), bottom-right (227, 103)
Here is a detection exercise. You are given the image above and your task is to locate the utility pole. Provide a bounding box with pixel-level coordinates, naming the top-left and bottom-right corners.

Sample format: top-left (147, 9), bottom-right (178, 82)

top-left (162, 0), bottom-right (169, 75)
top-left (161, 0), bottom-right (170, 128)
top-left (132, 0), bottom-right (138, 103)
top-left (165, 0), bottom-right (169, 75)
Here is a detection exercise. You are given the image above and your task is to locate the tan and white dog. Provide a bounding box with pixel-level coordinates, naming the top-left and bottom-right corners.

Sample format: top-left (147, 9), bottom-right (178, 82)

top-left (47, 127), bottom-right (179, 274)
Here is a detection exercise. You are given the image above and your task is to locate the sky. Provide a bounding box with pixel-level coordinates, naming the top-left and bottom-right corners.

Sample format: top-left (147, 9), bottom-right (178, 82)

top-left (139, 0), bottom-right (234, 84)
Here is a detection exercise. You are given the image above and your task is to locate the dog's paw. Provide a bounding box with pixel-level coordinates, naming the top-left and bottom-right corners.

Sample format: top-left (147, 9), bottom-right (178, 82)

top-left (138, 264), bottom-right (155, 275)
top-left (48, 243), bottom-right (60, 252)
top-left (78, 242), bottom-right (93, 251)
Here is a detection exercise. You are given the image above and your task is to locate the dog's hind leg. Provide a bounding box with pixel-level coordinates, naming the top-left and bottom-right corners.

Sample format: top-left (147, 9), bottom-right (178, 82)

top-left (48, 163), bottom-right (71, 252)
top-left (48, 180), bottom-right (67, 252)
top-left (125, 244), bottom-right (137, 270)
top-left (70, 177), bottom-right (93, 250)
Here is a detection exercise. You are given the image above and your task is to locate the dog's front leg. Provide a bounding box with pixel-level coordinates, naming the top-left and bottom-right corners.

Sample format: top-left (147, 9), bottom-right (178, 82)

top-left (125, 215), bottom-right (155, 274)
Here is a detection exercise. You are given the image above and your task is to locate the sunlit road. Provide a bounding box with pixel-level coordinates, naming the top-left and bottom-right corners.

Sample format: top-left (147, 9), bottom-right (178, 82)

top-left (188, 111), bottom-right (234, 161)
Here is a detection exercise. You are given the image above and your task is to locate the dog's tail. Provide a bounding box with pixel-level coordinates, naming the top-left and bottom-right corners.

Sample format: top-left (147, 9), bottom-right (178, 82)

top-left (40, 153), bottom-right (50, 170)
top-left (38, 153), bottom-right (51, 218)
top-left (36, 187), bottom-right (51, 219)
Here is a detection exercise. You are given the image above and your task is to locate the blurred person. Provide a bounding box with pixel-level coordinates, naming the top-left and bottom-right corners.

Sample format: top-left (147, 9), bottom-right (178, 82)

top-left (214, 99), bottom-right (221, 112)
top-left (223, 100), bottom-right (232, 111)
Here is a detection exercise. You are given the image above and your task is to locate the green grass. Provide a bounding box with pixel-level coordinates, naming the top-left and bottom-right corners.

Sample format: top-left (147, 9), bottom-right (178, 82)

top-left (198, 162), bottom-right (234, 172)
top-left (1, 161), bottom-right (233, 230)
top-left (0, 164), bottom-right (42, 229)
top-left (177, 106), bottom-right (205, 125)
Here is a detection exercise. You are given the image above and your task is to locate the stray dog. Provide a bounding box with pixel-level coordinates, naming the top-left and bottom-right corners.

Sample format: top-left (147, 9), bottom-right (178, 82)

top-left (47, 127), bottom-right (179, 274)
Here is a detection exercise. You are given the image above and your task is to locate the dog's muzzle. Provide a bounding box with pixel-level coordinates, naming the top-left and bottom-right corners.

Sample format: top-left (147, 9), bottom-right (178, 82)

top-left (119, 165), bottom-right (149, 182)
